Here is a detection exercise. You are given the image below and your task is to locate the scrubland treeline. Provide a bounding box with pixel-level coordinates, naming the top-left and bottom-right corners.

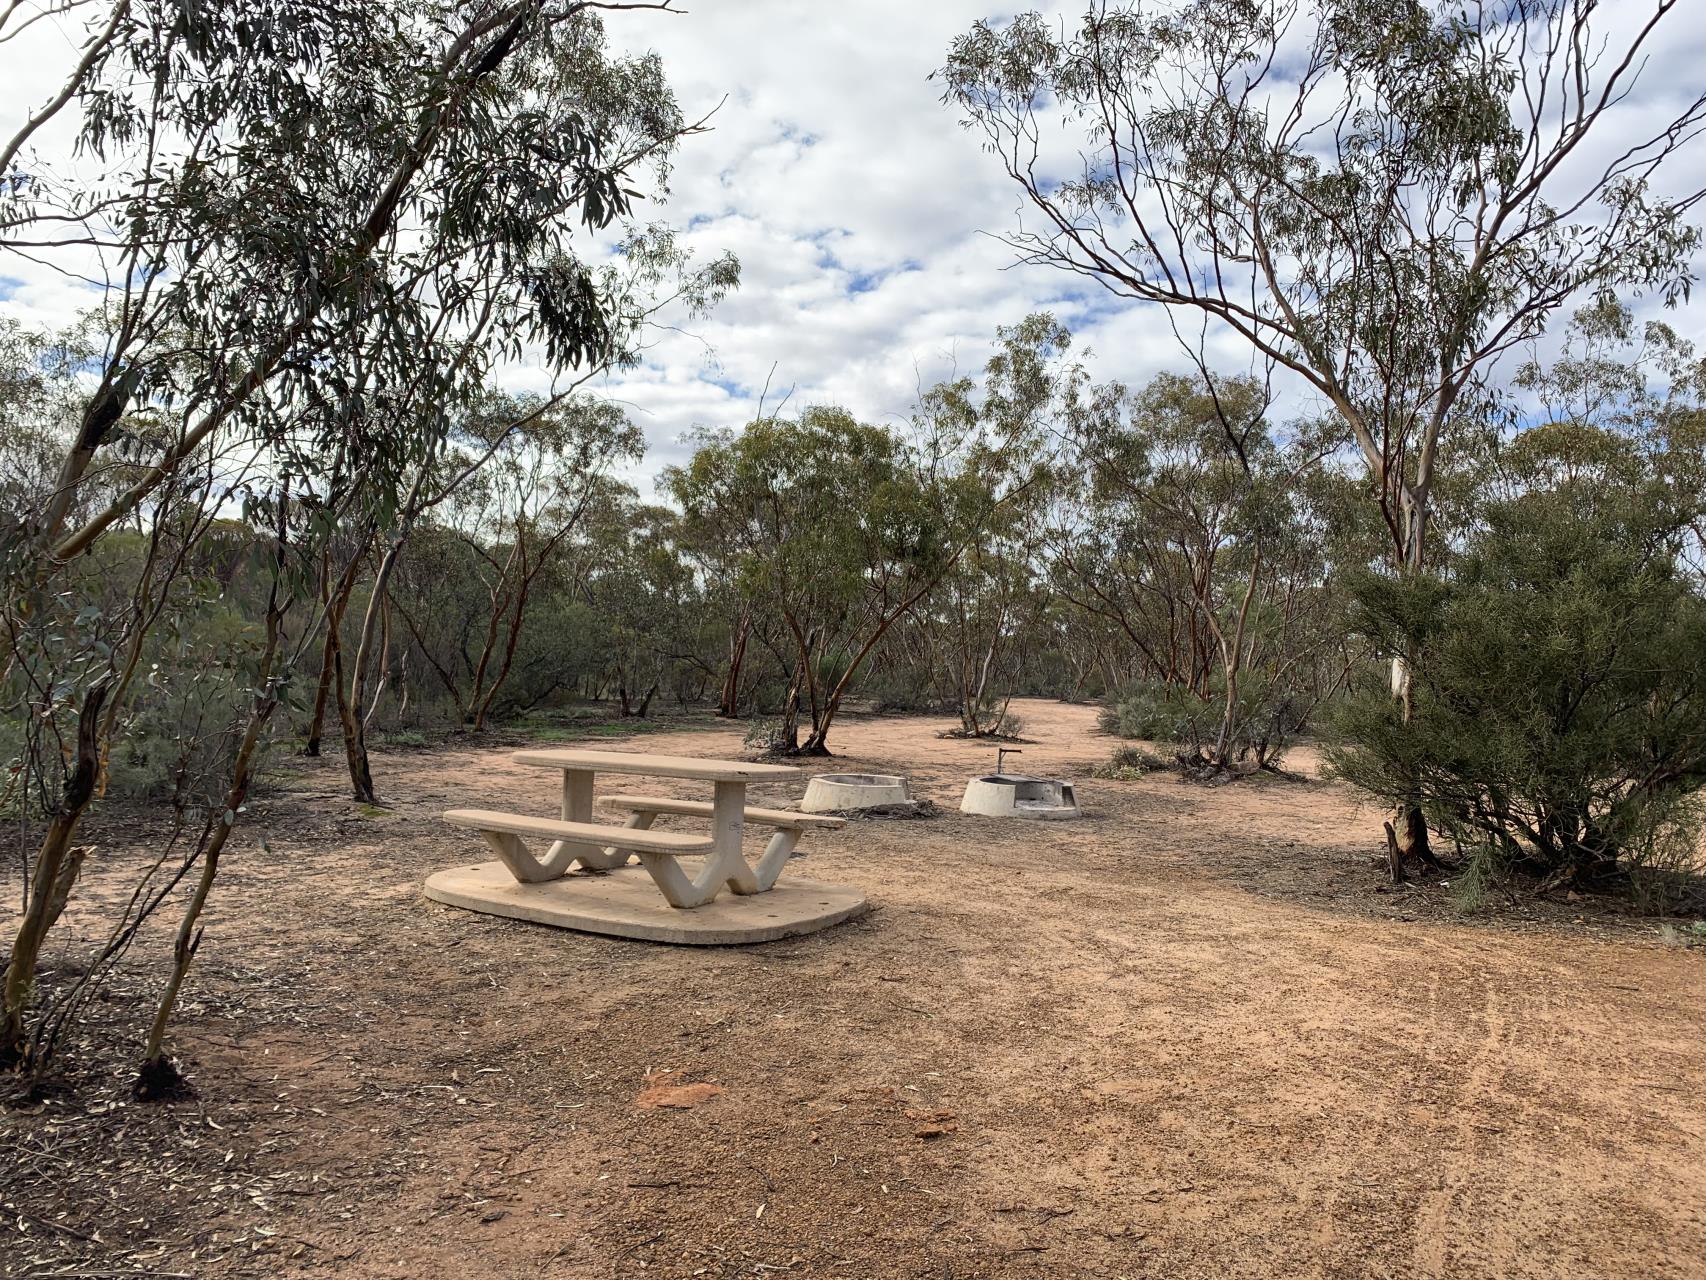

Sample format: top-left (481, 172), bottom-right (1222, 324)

top-left (3, 0), bottom-right (1704, 1089)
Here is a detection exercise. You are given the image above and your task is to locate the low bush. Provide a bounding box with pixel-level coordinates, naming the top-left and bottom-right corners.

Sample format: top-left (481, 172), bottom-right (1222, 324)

top-left (742, 717), bottom-right (788, 751)
top-left (1097, 682), bottom-right (1187, 741)
top-left (1100, 676), bottom-right (1304, 774)
top-left (1329, 426), bottom-right (1706, 911)
top-left (373, 728), bottom-right (429, 749)
top-left (863, 669), bottom-right (950, 715)
top-left (1091, 743), bottom-right (1167, 780)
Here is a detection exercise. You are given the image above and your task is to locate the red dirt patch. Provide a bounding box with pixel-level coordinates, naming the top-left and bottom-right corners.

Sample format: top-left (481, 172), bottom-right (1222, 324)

top-left (635, 1072), bottom-right (725, 1111)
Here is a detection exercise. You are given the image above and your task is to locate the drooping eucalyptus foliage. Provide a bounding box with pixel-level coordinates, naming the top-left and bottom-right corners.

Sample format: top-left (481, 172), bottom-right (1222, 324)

top-left (941, 0), bottom-right (1705, 575)
top-left (0, 0), bottom-right (724, 1079)
top-left (941, 0), bottom-right (1705, 857)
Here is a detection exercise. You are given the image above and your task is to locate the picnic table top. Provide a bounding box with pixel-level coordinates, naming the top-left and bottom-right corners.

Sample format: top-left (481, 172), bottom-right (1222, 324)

top-left (511, 747), bottom-right (802, 783)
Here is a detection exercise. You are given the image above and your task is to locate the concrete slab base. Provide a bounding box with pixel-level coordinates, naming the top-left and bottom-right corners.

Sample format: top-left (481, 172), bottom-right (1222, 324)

top-left (423, 862), bottom-right (869, 945)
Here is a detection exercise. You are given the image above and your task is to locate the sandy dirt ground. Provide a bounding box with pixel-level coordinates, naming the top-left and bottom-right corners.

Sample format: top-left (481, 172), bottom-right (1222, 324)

top-left (4, 699), bottom-right (1704, 1279)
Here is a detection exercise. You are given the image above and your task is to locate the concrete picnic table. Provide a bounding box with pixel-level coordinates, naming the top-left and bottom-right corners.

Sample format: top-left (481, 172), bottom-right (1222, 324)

top-left (432, 748), bottom-right (866, 942)
top-left (448, 748), bottom-right (820, 909)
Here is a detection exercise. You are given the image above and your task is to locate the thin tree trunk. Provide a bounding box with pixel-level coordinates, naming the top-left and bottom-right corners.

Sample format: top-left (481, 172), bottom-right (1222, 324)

top-left (1392, 502), bottom-right (1436, 865)
top-left (331, 607), bottom-right (375, 803)
top-left (342, 550), bottom-right (394, 795)
top-left (473, 566), bottom-right (533, 731)
top-left (801, 571), bottom-right (962, 754)
top-left (962, 606), bottom-right (1006, 735)
top-left (306, 611), bottom-right (339, 759)
top-left (718, 613), bottom-right (751, 717)
top-left (136, 528), bottom-right (293, 1097)
top-left (1206, 543), bottom-right (1262, 769)
top-left (305, 543), bottom-right (368, 756)
top-left (0, 684), bottom-right (108, 1067)
top-left (464, 543), bottom-right (521, 725)
top-left (343, 447), bottom-right (436, 787)
top-left (393, 597), bottom-right (463, 703)
top-left (777, 658), bottom-right (805, 752)
top-left (365, 593), bottom-right (394, 728)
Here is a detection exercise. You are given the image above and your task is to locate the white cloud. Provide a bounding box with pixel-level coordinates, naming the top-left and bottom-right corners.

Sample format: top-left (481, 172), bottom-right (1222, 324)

top-left (585, 0), bottom-right (1706, 484)
top-left (6, 0), bottom-right (1706, 498)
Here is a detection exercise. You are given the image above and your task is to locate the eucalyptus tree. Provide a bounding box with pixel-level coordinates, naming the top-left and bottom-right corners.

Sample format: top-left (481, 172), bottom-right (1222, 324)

top-left (11, 1), bottom-right (684, 564)
top-left (909, 314), bottom-right (1072, 736)
top-left (1, 0), bottom-right (708, 1071)
top-left (1053, 374), bottom-right (1270, 698)
top-left (926, 506), bottom-right (1050, 737)
top-left (326, 222), bottom-right (734, 797)
top-left (575, 497), bottom-right (714, 716)
top-left (1510, 299), bottom-right (1706, 529)
top-left (130, 480), bottom-right (344, 1098)
top-left (1058, 371), bottom-right (1343, 772)
top-left (942, 0), bottom-right (1706, 849)
top-left (332, 226), bottom-right (735, 789)
top-left (668, 409), bottom-right (966, 755)
top-left (430, 395), bottom-right (643, 740)
top-left (1331, 420), bottom-right (1706, 902)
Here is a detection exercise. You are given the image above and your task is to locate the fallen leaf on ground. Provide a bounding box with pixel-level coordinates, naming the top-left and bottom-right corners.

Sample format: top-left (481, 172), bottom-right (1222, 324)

top-left (907, 1108), bottom-right (958, 1139)
top-left (635, 1071), bottom-right (726, 1111)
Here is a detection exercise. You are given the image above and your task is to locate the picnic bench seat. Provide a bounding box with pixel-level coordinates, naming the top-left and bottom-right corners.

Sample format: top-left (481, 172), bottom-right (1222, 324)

top-left (596, 794), bottom-right (846, 894)
top-left (597, 795), bottom-right (847, 830)
top-left (443, 808), bottom-right (713, 885)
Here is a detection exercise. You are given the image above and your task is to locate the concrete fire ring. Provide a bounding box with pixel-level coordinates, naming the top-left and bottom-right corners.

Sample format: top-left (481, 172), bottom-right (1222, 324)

top-left (801, 773), bottom-right (912, 813)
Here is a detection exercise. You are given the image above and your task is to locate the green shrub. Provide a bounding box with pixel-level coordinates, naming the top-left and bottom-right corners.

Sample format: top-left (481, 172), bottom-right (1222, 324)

top-left (742, 717), bottom-right (788, 751)
top-left (1098, 681), bottom-right (1189, 740)
top-left (1091, 743), bottom-right (1165, 780)
top-left (1328, 428), bottom-right (1706, 910)
top-left (1100, 675), bottom-right (1304, 772)
top-left (863, 669), bottom-right (946, 714)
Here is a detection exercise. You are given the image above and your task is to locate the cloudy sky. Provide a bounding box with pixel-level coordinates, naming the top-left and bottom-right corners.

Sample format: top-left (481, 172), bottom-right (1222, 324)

top-left (590, 0), bottom-right (1706, 476)
top-left (5, 1), bottom-right (1706, 488)
top-left (588, 0), bottom-right (1259, 472)
top-left (581, 0), bottom-right (1133, 476)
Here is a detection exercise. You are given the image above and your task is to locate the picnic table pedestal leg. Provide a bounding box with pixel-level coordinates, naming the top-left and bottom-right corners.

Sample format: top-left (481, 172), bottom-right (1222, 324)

top-left (544, 770), bottom-right (628, 873)
top-left (751, 828), bottom-right (802, 891)
top-left (715, 781), bottom-right (760, 895)
top-left (635, 781), bottom-right (759, 907)
top-left (477, 830), bottom-right (566, 883)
